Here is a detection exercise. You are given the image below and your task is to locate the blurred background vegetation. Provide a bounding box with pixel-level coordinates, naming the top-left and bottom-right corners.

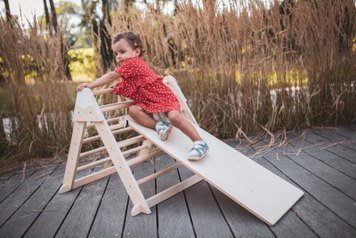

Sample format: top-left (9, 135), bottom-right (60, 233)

top-left (0, 0), bottom-right (355, 162)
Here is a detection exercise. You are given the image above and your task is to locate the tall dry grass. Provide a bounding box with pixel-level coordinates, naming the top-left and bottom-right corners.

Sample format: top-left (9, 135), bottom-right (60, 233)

top-left (0, 20), bottom-right (73, 160)
top-left (111, 0), bottom-right (355, 137)
top-left (0, 0), bottom-right (355, 161)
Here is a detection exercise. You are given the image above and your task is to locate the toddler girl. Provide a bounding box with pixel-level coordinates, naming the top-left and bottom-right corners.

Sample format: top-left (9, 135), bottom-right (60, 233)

top-left (77, 31), bottom-right (208, 161)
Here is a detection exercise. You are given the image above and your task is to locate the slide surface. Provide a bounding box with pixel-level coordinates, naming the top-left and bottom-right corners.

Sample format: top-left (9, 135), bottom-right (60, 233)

top-left (128, 117), bottom-right (304, 225)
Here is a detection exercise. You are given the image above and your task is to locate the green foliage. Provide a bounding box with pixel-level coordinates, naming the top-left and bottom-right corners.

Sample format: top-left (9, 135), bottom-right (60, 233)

top-left (68, 48), bottom-right (97, 79)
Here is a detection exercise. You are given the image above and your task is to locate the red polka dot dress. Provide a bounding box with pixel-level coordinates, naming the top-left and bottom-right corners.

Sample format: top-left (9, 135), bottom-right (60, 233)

top-left (113, 57), bottom-right (180, 113)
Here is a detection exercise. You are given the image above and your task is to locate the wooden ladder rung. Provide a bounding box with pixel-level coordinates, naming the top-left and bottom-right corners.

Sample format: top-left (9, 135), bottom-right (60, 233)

top-left (77, 144), bottom-right (150, 172)
top-left (73, 148), bottom-right (164, 188)
top-left (127, 149), bottom-right (164, 167)
top-left (82, 126), bottom-right (133, 144)
top-left (136, 163), bottom-right (183, 185)
top-left (118, 135), bottom-right (145, 147)
top-left (77, 157), bottom-right (111, 172)
top-left (86, 116), bottom-right (123, 129)
top-left (92, 88), bottom-right (114, 95)
top-left (145, 174), bottom-right (202, 208)
top-left (73, 166), bottom-right (117, 189)
top-left (79, 135), bottom-right (145, 158)
top-left (100, 101), bottom-right (134, 112)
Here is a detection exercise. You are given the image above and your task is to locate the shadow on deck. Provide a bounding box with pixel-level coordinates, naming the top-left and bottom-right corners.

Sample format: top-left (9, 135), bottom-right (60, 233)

top-left (0, 126), bottom-right (355, 238)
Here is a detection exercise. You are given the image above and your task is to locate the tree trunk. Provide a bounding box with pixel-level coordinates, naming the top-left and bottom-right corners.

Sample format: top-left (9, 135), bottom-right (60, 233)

top-left (102, 0), bottom-right (111, 25)
top-left (43, 0), bottom-right (51, 33)
top-left (100, 0), bottom-right (113, 72)
top-left (3, 0), bottom-right (11, 22)
top-left (48, 0), bottom-right (58, 33)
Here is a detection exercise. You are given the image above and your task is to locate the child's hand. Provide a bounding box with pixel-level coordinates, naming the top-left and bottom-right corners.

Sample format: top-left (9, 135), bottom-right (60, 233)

top-left (76, 83), bottom-right (92, 91)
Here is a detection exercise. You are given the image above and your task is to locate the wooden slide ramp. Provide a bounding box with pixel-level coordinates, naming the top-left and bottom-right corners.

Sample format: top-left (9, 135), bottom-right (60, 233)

top-left (60, 76), bottom-right (303, 227)
top-left (128, 117), bottom-right (304, 225)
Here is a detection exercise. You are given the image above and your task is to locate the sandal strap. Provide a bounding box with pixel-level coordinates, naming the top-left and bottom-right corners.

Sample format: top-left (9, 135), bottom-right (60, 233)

top-left (156, 121), bottom-right (170, 133)
top-left (191, 141), bottom-right (208, 155)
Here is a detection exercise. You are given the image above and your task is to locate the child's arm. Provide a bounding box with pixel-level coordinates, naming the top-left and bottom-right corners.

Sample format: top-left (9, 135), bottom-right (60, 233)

top-left (77, 71), bottom-right (120, 91)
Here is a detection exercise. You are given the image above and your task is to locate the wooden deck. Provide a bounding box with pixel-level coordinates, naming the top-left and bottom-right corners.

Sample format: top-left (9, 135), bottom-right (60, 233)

top-left (0, 126), bottom-right (355, 238)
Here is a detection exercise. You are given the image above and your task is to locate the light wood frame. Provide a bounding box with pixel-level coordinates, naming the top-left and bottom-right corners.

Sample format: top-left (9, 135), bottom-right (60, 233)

top-left (59, 77), bottom-right (202, 216)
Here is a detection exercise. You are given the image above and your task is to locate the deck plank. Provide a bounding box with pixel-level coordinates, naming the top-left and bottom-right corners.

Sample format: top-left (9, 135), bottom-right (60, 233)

top-left (307, 129), bottom-right (356, 163)
top-left (290, 131), bottom-right (356, 180)
top-left (0, 166), bottom-right (64, 237)
top-left (2, 126), bottom-right (356, 237)
top-left (155, 155), bottom-right (195, 238)
top-left (122, 161), bottom-right (157, 238)
top-left (236, 140), bottom-right (356, 237)
top-left (0, 164), bottom-right (58, 227)
top-left (0, 166), bottom-right (37, 203)
top-left (210, 186), bottom-right (275, 238)
top-left (253, 155), bottom-right (356, 238)
top-left (179, 167), bottom-right (234, 238)
top-left (281, 135), bottom-right (356, 200)
top-left (236, 143), bottom-right (318, 238)
top-left (88, 174), bottom-right (128, 238)
top-left (55, 177), bottom-right (108, 238)
top-left (249, 140), bottom-right (356, 229)
top-left (24, 186), bottom-right (82, 238)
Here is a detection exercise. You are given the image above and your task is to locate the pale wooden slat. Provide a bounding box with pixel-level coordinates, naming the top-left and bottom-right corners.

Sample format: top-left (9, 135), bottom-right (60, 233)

top-left (92, 88), bottom-right (114, 95)
top-left (100, 101), bottom-right (134, 113)
top-left (76, 158), bottom-right (112, 172)
top-left (73, 167), bottom-right (116, 189)
top-left (85, 116), bottom-right (122, 128)
top-left (136, 163), bottom-right (183, 185)
top-left (79, 135), bottom-right (145, 158)
top-left (59, 121), bottom-right (86, 193)
top-left (73, 149), bottom-right (163, 189)
top-left (127, 149), bottom-right (164, 167)
top-left (76, 144), bottom-right (149, 172)
top-left (82, 126), bottom-right (133, 144)
top-left (128, 116), bottom-right (304, 225)
top-left (163, 76), bottom-right (198, 125)
top-left (146, 174), bottom-right (202, 208)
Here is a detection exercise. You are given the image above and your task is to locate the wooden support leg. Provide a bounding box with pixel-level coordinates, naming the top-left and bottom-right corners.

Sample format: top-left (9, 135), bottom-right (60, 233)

top-left (138, 140), bottom-right (154, 157)
top-left (59, 121), bottom-right (86, 193)
top-left (95, 121), bottom-right (151, 215)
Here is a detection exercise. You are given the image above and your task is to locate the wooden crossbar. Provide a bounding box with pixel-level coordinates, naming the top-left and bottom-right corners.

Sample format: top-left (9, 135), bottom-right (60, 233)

top-left (77, 144), bottom-right (154, 172)
top-left (136, 162), bottom-right (183, 185)
top-left (93, 88), bottom-right (114, 95)
top-left (79, 135), bottom-right (145, 159)
top-left (100, 101), bottom-right (134, 112)
top-left (72, 149), bottom-right (163, 189)
top-left (86, 116), bottom-right (123, 128)
top-left (82, 127), bottom-right (133, 144)
top-left (145, 175), bottom-right (202, 209)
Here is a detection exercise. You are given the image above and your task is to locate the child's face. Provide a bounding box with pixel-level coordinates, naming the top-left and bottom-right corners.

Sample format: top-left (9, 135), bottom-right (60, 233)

top-left (112, 39), bottom-right (141, 63)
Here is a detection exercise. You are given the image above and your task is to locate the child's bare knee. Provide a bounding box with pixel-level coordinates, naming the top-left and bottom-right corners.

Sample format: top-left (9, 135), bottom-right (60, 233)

top-left (168, 111), bottom-right (182, 126)
top-left (129, 105), bottom-right (141, 118)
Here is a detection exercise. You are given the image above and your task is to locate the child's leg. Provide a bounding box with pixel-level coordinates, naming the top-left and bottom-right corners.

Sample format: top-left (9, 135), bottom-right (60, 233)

top-left (167, 110), bottom-right (208, 160)
top-left (167, 110), bottom-right (202, 141)
top-left (129, 105), bottom-right (172, 141)
top-left (129, 105), bottom-right (155, 129)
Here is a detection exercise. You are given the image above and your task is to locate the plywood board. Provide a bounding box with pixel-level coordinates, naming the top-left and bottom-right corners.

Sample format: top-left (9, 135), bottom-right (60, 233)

top-left (127, 117), bottom-right (304, 225)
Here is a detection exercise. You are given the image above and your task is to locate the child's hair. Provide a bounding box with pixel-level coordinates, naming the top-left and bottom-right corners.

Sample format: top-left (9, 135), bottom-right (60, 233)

top-left (113, 32), bottom-right (145, 57)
